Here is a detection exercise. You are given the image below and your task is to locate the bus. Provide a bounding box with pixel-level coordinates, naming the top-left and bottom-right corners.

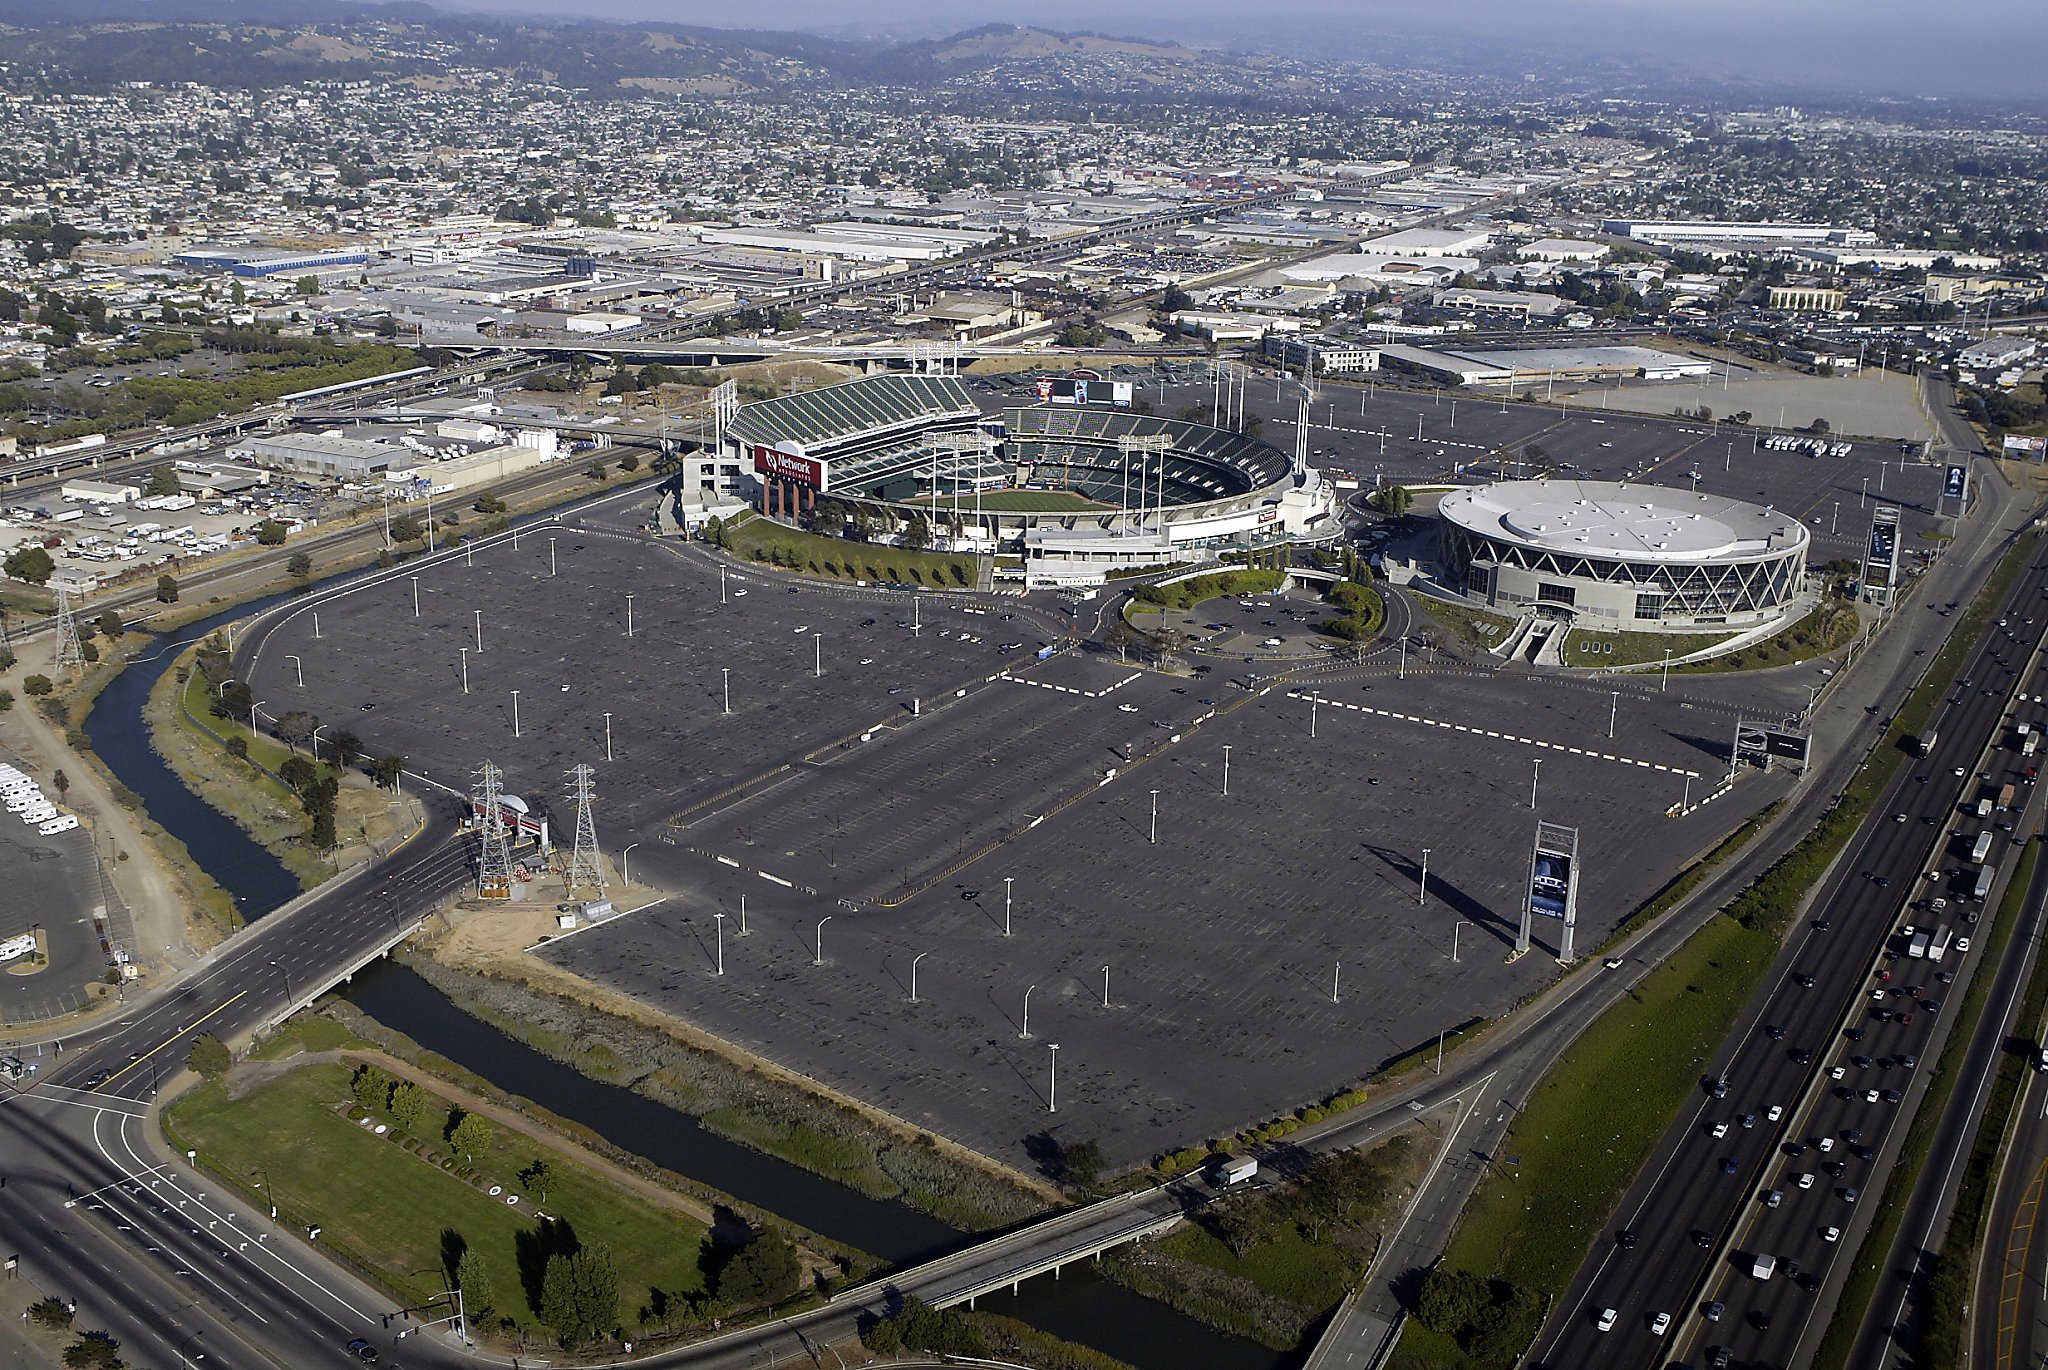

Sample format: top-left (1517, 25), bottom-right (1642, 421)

top-left (1974, 864), bottom-right (1997, 901)
top-left (1973, 831), bottom-right (1996, 863)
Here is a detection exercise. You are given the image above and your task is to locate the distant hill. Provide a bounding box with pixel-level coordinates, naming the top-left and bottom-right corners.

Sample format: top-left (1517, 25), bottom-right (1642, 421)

top-left (922, 24), bottom-right (1200, 64)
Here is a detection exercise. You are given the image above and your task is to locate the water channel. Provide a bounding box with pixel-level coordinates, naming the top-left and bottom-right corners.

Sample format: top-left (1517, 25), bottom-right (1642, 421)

top-left (83, 592), bottom-right (1298, 1370)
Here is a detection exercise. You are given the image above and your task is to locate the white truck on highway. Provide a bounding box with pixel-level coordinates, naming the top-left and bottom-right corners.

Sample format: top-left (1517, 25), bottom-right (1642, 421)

top-left (1928, 925), bottom-right (1954, 961)
top-left (1752, 1252), bottom-right (1776, 1281)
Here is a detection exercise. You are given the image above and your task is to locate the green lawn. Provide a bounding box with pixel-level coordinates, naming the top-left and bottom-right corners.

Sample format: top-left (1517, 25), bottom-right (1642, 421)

top-left (718, 512), bottom-right (981, 589)
top-left (1673, 601), bottom-right (1862, 674)
top-left (166, 1061), bottom-right (712, 1333)
top-left (1562, 626), bottom-right (1733, 667)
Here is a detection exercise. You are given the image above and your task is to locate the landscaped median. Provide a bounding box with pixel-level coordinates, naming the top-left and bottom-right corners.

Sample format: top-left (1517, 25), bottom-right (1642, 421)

top-left (1389, 532), bottom-right (2043, 1370)
top-left (163, 1035), bottom-right (828, 1353)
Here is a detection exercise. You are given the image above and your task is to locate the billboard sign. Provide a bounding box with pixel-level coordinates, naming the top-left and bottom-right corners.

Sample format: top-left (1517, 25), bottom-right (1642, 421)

top-left (752, 443), bottom-right (828, 492)
top-left (1861, 504), bottom-right (1900, 597)
top-left (1522, 821), bottom-right (1583, 962)
top-left (2003, 435), bottom-right (2047, 459)
top-left (1943, 464), bottom-right (1969, 500)
top-left (1043, 377), bottom-right (1134, 408)
top-left (1529, 852), bottom-right (1572, 918)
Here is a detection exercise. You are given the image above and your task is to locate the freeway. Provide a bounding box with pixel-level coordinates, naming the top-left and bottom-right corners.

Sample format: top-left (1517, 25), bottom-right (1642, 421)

top-left (1980, 958), bottom-right (2048, 1370)
top-left (1532, 539), bottom-right (2048, 1369)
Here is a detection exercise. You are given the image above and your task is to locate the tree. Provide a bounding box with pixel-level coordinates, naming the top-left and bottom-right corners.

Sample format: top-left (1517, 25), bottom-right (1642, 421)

top-left (96, 610), bottom-right (123, 638)
top-left (187, 1033), bottom-right (231, 1079)
top-left (520, 1157), bottom-right (555, 1204)
top-left (27, 1297), bottom-right (73, 1329)
top-left (60, 1332), bottom-right (124, 1369)
top-left (22, 674), bottom-right (53, 697)
top-left (472, 494), bottom-right (507, 515)
top-left (145, 465), bottom-right (182, 497)
top-left (277, 755), bottom-right (318, 793)
top-left (0, 689), bottom-right (13, 713)
top-left (455, 1246), bottom-right (495, 1318)
top-left (372, 755), bottom-right (406, 790)
top-left (718, 1230), bottom-right (800, 1306)
top-left (285, 551), bottom-right (312, 581)
top-left (1809, 417), bottom-right (1832, 435)
top-left (295, 275), bottom-right (320, 297)
top-left (585, 461), bottom-right (608, 481)
top-left (387, 1081), bottom-right (428, 1133)
top-left (80, 639), bottom-right (99, 664)
top-left (447, 1110), bottom-right (491, 1160)
top-left (327, 729), bottom-right (362, 769)
top-left (350, 1063), bottom-right (392, 1111)
top-left (256, 520), bottom-right (288, 546)
top-left (1160, 281), bottom-right (1194, 313)
top-left (617, 453), bottom-right (639, 473)
top-left (388, 515), bottom-right (424, 544)
top-left (1059, 1138), bottom-right (1105, 1190)
top-left (156, 574), bottom-right (179, 603)
top-left (1415, 1267), bottom-right (1491, 1337)
top-left (540, 1245), bottom-right (618, 1345)
top-left (4, 544), bottom-right (54, 584)
top-left (1370, 485), bottom-right (1413, 516)
top-left (51, 769), bottom-right (68, 799)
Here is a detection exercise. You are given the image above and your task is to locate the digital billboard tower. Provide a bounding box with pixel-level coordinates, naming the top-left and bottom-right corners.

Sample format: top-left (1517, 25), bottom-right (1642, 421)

top-left (1520, 821), bottom-right (1583, 963)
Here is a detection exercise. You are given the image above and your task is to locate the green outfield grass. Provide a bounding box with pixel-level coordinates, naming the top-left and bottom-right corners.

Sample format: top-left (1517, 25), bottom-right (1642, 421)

top-left (902, 488), bottom-right (1112, 513)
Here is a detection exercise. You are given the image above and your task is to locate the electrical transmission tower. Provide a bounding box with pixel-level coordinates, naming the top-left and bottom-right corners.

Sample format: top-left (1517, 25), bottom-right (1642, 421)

top-left (564, 764), bottom-right (605, 893)
top-left (53, 587), bottom-right (84, 674)
top-left (471, 762), bottom-right (515, 899)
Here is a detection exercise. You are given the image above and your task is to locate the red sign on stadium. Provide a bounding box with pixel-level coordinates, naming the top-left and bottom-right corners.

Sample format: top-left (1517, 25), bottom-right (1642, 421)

top-left (752, 445), bottom-right (827, 491)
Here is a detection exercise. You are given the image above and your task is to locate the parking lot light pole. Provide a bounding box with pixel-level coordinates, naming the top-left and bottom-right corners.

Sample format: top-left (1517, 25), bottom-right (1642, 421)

top-left (510, 690), bottom-right (520, 738)
top-left (1454, 920), bottom-right (1466, 963)
top-left (1020, 984), bottom-right (1035, 1040)
top-left (1832, 501), bottom-right (1839, 534)
top-left (1608, 691), bottom-right (1619, 739)
top-left (738, 894), bottom-right (748, 936)
top-left (1101, 965), bottom-right (1111, 1008)
top-left (719, 564), bottom-right (727, 603)
top-left (909, 951), bottom-right (929, 1003)
top-left (722, 669), bottom-right (731, 714)
top-left (1149, 790), bottom-right (1159, 844)
top-left (1331, 961), bottom-right (1341, 1005)
top-left (1049, 1043), bottom-right (1060, 1114)
top-left (604, 712), bottom-right (613, 761)
top-left (459, 647), bottom-right (469, 694)
top-left (813, 915), bottom-right (831, 966)
top-left (1531, 758), bottom-right (1541, 808)
top-left (474, 609), bottom-right (483, 653)
top-left (1004, 877), bottom-right (1014, 937)
top-left (621, 842), bottom-right (638, 887)
top-left (550, 539), bottom-right (557, 576)
top-left (409, 576), bottom-right (420, 616)
top-left (1861, 476), bottom-right (1869, 508)
top-left (813, 632), bottom-right (822, 678)
top-left (1310, 691), bottom-right (1320, 739)
top-left (1222, 745), bottom-right (1231, 796)
top-left (713, 911), bottom-right (725, 976)
top-left (626, 593), bottom-right (636, 638)
top-left (287, 654), bottom-right (303, 687)
top-left (1418, 847), bottom-right (1430, 906)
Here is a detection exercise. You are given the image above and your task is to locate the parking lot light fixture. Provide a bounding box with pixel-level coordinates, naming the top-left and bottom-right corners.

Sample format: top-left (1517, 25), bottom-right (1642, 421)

top-left (1004, 877), bottom-right (1014, 937)
top-left (1149, 789), bottom-right (1159, 844)
top-left (621, 841), bottom-right (638, 887)
top-left (909, 951), bottom-right (929, 1003)
top-left (814, 915), bottom-right (831, 966)
top-left (409, 576), bottom-right (420, 615)
top-left (713, 911), bottom-right (725, 976)
top-left (550, 539), bottom-right (557, 576)
top-left (1608, 691), bottom-right (1619, 740)
top-left (1049, 1043), bottom-right (1060, 1114)
top-left (1419, 847), bottom-right (1430, 907)
top-left (460, 647), bottom-right (469, 694)
top-left (287, 654), bottom-right (303, 687)
top-left (1332, 961), bottom-right (1341, 1005)
top-left (510, 689), bottom-right (520, 738)
top-left (1021, 983), bottom-right (1035, 1040)
top-left (814, 632), bottom-right (822, 678)
top-left (719, 564), bottom-right (727, 603)
top-left (1222, 745), bottom-right (1231, 796)
top-left (722, 668), bottom-right (731, 715)
top-left (626, 592), bottom-right (635, 638)
top-left (604, 711), bottom-right (613, 761)
top-left (1101, 965), bottom-right (1110, 1008)
top-left (474, 609), bottom-right (483, 653)
top-left (738, 894), bottom-right (749, 937)
top-left (1531, 758), bottom-right (1541, 809)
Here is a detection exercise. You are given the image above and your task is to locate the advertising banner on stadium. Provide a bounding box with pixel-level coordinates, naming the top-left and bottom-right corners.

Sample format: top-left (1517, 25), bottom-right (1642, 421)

top-left (2003, 435), bottom-right (2048, 459)
top-left (1042, 377), bottom-right (1134, 408)
top-left (1943, 464), bottom-right (1970, 499)
top-left (752, 443), bottom-right (828, 492)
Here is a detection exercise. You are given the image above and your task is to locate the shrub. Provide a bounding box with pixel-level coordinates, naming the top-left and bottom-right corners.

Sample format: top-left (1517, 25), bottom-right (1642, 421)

top-left (22, 674), bottom-right (53, 697)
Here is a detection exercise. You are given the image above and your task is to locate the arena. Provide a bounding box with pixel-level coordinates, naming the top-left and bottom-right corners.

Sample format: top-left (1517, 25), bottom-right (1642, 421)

top-left (709, 372), bottom-right (1336, 586)
top-left (1434, 478), bottom-right (1811, 631)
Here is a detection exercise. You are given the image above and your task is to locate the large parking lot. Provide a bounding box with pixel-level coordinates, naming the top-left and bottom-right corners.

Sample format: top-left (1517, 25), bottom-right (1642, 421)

top-left (0, 748), bottom-right (124, 1026)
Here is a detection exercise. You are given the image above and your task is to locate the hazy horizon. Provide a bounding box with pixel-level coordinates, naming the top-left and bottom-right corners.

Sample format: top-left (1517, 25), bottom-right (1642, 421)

top-left (428, 0), bottom-right (2048, 102)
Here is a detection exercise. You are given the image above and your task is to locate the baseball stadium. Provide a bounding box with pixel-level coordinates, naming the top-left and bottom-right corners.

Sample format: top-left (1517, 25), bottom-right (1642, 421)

top-left (1434, 478), bottom-right (1812, 630)
top-left (716, 372), bottom-right (1337, 586)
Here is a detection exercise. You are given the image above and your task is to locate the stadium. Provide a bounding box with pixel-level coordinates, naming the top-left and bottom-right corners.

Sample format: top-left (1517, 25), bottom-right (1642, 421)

top-left (714, 373), bottom-right (1336, 586)
top-left (1434, 479), bottom-right (1811, 631)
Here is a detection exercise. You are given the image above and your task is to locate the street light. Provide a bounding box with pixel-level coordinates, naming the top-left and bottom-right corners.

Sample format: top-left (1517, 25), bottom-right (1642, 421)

top-left (721, 668), bottom-right (731, 715)
top-left (1608, 691), bottom-right (1619, 740)
top-left (287, 654), bottom-right (303, 687)
top-left (1310, 690), bottom-right (1320, 739)
top-left (713, 911), bottom-right (725, 976)
top-left (1020, 983), bottom-right (1035, 1039)
top-left (1454, 920), bottom-right (1467, 963)
top-left (1331, 960), bottom-right (1341, 1005)
top-left (1222, 745), bottom-right (1231, 797)
top-left (626, 592), bottom-right (635, 638)
top-left (409, 575), bottom-right (419, 616)
top-left (269, 959), bottom-right (293, 1003)
top-left (621, 842), bottom-right (639, 888)
top-left (473, 608), bottom-right (484, 653)
top-left (1101, 965), bottom-right (1111, 1008)
top-left (549, 539), bottom-right (558, 576)
top-left (1531, 758), bottom-right (1542, 808)
top-left (909, 951), bottom-right (930, 1004)
top-left (1418, 847), bottom-right (1430, 907)
top-left (510, 689), bottom-right (520, 738)
top-left (1003, 876), bottom-right (1014, 938)
top-left (251, 699), bottom-right (265, 735)
top-left (604, 711), bottom-right (614, 761)
top-left (1149, 789), bottom-right (1159, 844)
top-left (1048, 1043), bottom-right (1060, 1114)
top-left (459, 647), bottom-right (469, 693)
top-left (813, 915), bottom-right (832, 966)
top-left (813, 631), bottom-right (822, 678)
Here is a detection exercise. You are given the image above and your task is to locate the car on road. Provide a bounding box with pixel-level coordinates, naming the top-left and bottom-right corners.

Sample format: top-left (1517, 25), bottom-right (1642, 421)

top-left (1615, 1229), bottom-right (1638, 1249)
top-left (1764, 1188), bottom-right (1783, 1208)
top-left (1595, 1307), bottom-right (1617, 1332)
top-left (1721, 1157), bottom-right (1740, 1174)
top-left (1692, 1229), bottom-right (1714, 1247)
top-left (347, 1341), bottom-right (379, 1363)
top-left (1958, 936), bottom-right (1973, 953)
top-left (1711, 1121), bottom-right (1730, 1137)
top-left (1865, 1088), bottom-right (1882, 1103)
top-left (1823, 1226), bottom-right (1841, 1243)
top-left (1766, 1023), bottom-right (1787, 1039)
top-left (1703, 1300), bottom-right (1724, 1322)
top-left (1709, 1347), bottom-right (1734, 1368)
top-left (1649, 1311), bottom-right (1671, 1335)
top-left (1740, 1112), bottom-right (1757, 1128)
top-left (1843, 1187), bottom-right (1860, 1203)
top-left (1831, 1065), bottom-right (1847, 1079)
top-left (1766, 1104), bottom-right (1784, 1121)
top-left (1797, 1172), bottom-right (1815, 1189)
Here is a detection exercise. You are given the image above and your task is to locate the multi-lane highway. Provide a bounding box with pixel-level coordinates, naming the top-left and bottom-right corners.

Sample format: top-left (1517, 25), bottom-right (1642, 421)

top-left (1535, 546), bottom-right (2048, 1369)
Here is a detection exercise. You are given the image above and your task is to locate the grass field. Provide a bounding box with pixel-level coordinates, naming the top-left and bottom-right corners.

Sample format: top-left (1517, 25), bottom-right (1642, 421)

top-left (166, 1061), bottom-right (714, 1335)
top-left (1673, 600), bottom-right (1862, 674)
top-left (901, 489), bottom-right (1110, 513)
top-left (719, 512), bottom-right (982, 589)
top-left (1563, 625), bottom-right (1733, 667)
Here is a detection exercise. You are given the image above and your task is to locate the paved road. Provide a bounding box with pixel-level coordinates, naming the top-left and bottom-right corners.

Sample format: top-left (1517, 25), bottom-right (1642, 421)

top-left (1981, 1011), bottom-right (2048, 1370)
top-left (1532, 526), bottom-right (2048, 1368)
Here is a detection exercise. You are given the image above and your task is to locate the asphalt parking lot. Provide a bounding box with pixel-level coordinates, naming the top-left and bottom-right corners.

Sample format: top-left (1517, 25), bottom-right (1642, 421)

top-left (536, 601), bottom-right (1794, 1168)
top-left (0, 749), bottom-right (117, 1026)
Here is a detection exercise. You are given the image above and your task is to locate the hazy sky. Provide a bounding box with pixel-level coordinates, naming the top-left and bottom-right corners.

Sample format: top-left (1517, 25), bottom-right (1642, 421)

top-left (448, 0), bottom-right (2048, 100)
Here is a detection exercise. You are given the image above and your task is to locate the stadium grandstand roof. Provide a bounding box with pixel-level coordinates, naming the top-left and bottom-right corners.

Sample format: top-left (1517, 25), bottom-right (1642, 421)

top-left (728, 373), bottom-right (979, 454)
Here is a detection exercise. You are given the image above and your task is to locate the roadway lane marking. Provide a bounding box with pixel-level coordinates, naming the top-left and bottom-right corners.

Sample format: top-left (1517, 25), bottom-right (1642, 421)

top-left (100, 992), bottom-right (248, 1092)
top-left (1285, 692), bottom-right (1701, 778)
top-left (1997, 1153), bottom-right (2047, 1368)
